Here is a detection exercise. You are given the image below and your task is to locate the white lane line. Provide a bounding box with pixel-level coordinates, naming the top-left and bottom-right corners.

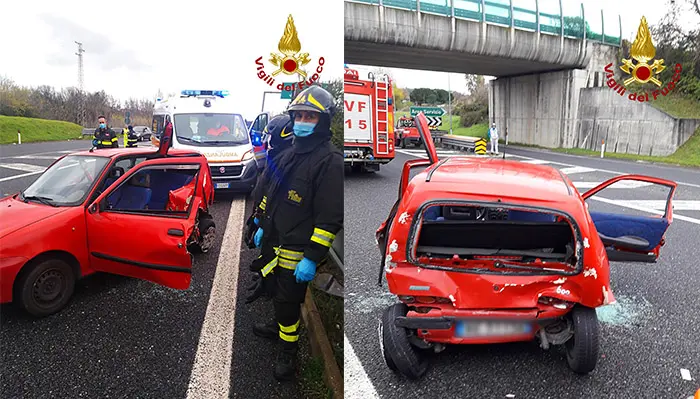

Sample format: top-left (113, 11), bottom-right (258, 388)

top-left (512, 154), bottom-right (700, 189)
top-left (0, 163), bottom-right (46, 173)
top-left (619, 200), bottom-right (700, 211)
top-left (345, 334), bottom-right (380, 399)
top-left (559, 166), bottom-right (597, 175)
top-left (13, 155), bottom-right (62, 160)
top-left (680, 368), bottom-right (692, 381)
top-left (521, 159), bottom-right (550, 164)
top-left (0, 171), bottom-right (43, 183)
top-left (590, 196), bottom-right (700, 226)
top-left (573, 181), bottom-right (653, 189)
top-left (186, 199), bottom-right (245, 399)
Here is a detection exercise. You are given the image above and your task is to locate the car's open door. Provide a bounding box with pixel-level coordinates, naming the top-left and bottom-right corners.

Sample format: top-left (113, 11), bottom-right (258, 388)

top-left (249, 112), bottom-right (269, 168)
top-left (84, 158), bottom-right (200, 290)
top-left (582, 174), bottom-right (678, 263)
top-left (375, 113), bottom-right (439, 285)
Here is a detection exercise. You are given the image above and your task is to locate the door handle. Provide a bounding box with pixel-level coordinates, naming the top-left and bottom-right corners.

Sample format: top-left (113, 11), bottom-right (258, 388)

top-left (168, 229), bottom-right (184, 237)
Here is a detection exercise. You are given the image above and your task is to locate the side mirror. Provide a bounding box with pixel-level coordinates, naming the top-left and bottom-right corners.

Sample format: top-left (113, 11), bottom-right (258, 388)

top-left (88, 203), bottom-right (98, 214)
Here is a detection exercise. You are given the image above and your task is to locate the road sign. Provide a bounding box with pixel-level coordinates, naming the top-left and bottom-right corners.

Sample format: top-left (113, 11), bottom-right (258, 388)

top-left (475, 138), bottom-right (487, 155)
top-left (281, 83), bottom-right (296, 99)
top-left (426, 116), bottom-right (442, 127)
top-left (410, 107), bottom-right (445, 117)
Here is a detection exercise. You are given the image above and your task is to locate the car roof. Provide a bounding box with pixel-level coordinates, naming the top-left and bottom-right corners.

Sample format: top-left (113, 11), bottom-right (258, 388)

top-left (415, 157), bottom-right (576, 202)
top-left (70, 147), bottom-right (202, 158)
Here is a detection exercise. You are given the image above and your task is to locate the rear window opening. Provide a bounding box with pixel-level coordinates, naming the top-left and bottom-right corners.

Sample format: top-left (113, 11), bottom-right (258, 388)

top-left (412, 203), bottom-right (580, 274)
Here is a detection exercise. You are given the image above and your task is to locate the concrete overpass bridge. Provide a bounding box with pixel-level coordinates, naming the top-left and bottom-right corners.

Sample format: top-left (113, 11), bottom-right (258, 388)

top-left (345, 1), bottom-right (697, 156)
top-left (345, 0), bottom-right (622, 77)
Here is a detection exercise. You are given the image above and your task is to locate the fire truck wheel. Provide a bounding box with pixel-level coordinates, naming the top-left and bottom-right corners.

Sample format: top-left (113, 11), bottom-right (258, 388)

top-left (564, 305), bottom-right (599, 374)
top-left (15, 258), bottom-right (75, 318)
top-left (380, 303), bottom-right (429, 380)
top-left (190, 216), bottom-right (216, 254)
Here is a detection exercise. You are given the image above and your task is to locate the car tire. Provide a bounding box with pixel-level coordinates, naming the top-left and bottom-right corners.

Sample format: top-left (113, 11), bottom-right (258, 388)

top-left (565, 305), bottom-right (599, 374)
top-left (190, 216), bottom-right (216, 254)
top-left (16, 259), bottom-right (75, 318)
top-left (380, 303), bottom-right (429, 380)
top-left (378, 319), bottom-right (398, 371)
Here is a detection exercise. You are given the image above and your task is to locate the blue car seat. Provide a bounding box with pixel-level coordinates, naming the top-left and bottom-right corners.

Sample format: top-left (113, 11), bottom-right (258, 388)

top-left (108, 173), bottom-right (152, 210)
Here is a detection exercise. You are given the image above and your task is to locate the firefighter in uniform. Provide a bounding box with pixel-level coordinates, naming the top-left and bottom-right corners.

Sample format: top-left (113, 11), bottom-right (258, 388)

top-left (93, 116), bottom-right (118, 149)
top-left (244, 114), bottom-right (295, 302)
top-left (123, 125), bottom-right (139, 148)
top-left (249, 86), bottom-right (343, 381)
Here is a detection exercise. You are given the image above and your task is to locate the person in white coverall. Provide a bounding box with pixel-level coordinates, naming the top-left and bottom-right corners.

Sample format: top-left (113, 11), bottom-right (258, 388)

top-left (488, 122), bottom-right (499, 153)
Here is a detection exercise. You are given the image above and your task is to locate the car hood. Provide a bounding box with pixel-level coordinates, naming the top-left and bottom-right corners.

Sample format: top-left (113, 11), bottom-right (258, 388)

top-left (0, 195), bottom-right (72, 239)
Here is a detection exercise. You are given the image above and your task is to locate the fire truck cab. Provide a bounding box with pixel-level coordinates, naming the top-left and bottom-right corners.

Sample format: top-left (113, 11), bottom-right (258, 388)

top-left (343, 67), bottom-right (395, 172)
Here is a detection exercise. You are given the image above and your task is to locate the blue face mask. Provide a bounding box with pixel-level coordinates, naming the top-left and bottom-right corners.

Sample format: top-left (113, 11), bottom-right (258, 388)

top-left (99, 123), bottom-right (106, 129)
top-left (293, 122), bottom-right (316, 137)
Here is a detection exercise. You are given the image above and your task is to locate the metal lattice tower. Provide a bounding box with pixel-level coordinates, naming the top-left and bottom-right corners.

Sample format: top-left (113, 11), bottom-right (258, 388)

top-left (75, 41), bottom-right (86, 126)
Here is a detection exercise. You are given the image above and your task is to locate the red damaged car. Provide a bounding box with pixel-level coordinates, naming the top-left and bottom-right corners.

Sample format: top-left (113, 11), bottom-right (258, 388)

top-left (0, 144), bottom-right (216, 317)
top-left (375, 113), bottom-right (677, 379)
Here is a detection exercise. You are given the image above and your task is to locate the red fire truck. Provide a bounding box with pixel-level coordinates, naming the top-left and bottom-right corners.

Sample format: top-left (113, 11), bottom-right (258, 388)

top-left (343, 67), bottom-right (395, 172)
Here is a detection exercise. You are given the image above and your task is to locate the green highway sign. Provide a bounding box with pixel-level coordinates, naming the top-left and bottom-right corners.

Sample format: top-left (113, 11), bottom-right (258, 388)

top-left (410, 107), bottom-right (445, 117)
top-left (281, 83), bottom-right (296, 99)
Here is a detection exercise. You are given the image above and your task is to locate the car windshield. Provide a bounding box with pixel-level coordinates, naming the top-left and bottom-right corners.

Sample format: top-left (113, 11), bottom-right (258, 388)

top-left (173, 113), bottom-right (249, 146)
top-left (21, 155), bottom-right (110, 206)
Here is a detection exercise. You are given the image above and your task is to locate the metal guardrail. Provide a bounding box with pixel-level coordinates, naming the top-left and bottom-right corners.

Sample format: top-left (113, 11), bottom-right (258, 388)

top-left (439, 135), bottom-right (479, 152)
top-left (348, 0), bottom-right (622, 46)
top-left (328, 229), bottom-right (343, 273)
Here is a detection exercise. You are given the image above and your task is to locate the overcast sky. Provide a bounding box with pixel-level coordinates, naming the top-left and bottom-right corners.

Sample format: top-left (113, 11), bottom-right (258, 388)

top-left (348, 0), bottom-right (698, 93)
top-left (0, 0), bottom-right (344, 120)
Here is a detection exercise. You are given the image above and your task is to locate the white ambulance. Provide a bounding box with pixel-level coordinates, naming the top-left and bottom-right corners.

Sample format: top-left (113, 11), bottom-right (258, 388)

top-left (151, 90), bottom-right (269, 193)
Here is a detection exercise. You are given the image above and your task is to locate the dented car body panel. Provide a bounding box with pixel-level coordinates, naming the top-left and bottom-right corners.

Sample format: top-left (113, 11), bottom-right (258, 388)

top-left (376, 113), bottom-right (677, 375)
top-left (0, 146), bottom-right (215, 305)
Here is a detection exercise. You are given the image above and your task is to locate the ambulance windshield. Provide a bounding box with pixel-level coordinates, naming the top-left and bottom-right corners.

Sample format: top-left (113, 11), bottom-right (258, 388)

top-left (173, 113), bottom-right (249, 146)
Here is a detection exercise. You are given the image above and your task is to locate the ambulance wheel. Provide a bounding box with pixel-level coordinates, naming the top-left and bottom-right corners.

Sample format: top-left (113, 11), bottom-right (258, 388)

top-left (564, 305), bottom-right (599, 374)
top-left (190, 216), bottom-right (216, 254)
top-left (15, 258), bottom-right (75, 317)
top-left (380, 303), bottom-right (429, 380)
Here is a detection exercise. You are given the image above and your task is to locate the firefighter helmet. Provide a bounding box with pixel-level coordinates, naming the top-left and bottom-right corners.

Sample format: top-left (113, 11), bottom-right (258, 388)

top-left (263, 114), bottom-right (294, 150)
top-left (287, 85), bottom-right (336, 117)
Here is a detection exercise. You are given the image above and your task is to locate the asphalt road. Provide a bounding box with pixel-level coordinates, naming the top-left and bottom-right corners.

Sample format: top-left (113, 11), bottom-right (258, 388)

top-left (344, 145), bottom-right (700, 399)
top-left (0, 140), bottom-right (306, 398)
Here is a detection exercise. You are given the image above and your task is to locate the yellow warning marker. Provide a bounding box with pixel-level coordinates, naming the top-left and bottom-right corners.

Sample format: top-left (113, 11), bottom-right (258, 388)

top-left (474, 138), bottom-right (487, 155)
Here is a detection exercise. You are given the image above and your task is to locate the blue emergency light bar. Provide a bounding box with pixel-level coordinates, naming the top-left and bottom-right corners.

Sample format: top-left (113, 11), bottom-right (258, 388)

top-left (180, 90), bottom-right (229, 98)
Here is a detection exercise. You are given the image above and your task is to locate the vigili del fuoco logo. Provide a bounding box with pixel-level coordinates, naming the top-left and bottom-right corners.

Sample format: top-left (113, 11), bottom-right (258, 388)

top-left (604, 16), bottom-right (682, 102)
top-left (254, 14), bottom-right (325, 93)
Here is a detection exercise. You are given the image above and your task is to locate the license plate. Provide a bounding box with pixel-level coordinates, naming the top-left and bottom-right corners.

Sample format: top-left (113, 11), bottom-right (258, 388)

top-left (215, 183), bottom-right (230, 189)
top-left (456, 320), bottom-right (531, 338)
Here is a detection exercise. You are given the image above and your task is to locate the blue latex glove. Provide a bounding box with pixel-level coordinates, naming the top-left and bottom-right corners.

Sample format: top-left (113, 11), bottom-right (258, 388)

top-left (253, 217), bottom-right (259, 225)
top-left (294, 257), bottom-right (317, 283)
top-left (254, 228), bottom-right (263, 248)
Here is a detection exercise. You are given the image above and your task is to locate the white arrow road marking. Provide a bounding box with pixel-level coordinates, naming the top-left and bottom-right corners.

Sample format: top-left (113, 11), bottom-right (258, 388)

top-left (0, 163), bottom-right (47, 173)
top-left (573, 181), bottom-right (653, 189)
top-left (345, 334), bottom-right (380, 399)
top-left (186, 199), bottom-right (245, 399)
top-left (559, 166), bottom-right (596, 175)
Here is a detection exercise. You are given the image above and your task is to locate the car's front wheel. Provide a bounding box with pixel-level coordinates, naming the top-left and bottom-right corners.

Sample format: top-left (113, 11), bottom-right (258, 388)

top-left (15, 259), bottom-right (76, 317)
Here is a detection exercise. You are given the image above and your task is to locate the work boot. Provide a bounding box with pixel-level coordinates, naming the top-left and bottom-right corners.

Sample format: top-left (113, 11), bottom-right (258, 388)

top-left (273, 343), bottom-right (298, 381)
top-left (253, 321), bottom-right (277, 340)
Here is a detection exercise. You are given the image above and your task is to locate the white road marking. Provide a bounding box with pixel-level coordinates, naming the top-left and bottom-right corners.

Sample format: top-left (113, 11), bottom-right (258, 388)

top-left (186, 199), bottom-right (245, 399)
top-left (345, 334), bottom-right (380, 399)
top-left (0, 171), bottom-right (43, 183)
top-left (681, 368), bottom-right (692, 381)
top-left (620, 200), bottom-right (700, 211)
top-left (572, 181), bottom-right (653, 189)
top-left (590, 197), bottom-right (700, 226)
top-left (559, 166), bottom-right (596, 175)
top-left (0, 163), bottom-right (46, 173)
top-left (13, 154), bottom-right (62, 160)
top-left (520, 159), bottom-right (550, 164)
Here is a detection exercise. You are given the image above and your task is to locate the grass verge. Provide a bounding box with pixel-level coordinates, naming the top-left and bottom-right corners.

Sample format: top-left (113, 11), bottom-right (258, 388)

top-left (520, 126), bottom-right (700, 168)
top-left (0, 115), bottom-right (87, 145)
top-left (297, 259), bottom-right (343, 398)
top-left (649, 95), bottom-right (700, 119)
top-left (395, 111), bottom-right (489, 138)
